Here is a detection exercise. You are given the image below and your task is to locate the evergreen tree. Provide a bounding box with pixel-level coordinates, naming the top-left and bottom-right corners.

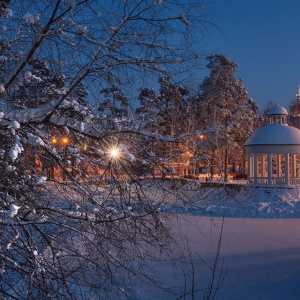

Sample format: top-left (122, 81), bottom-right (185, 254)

top-left (98, 86), bottom-right (130, 130)
top-left (136, 77), bottom-right (190, 176)
top-left (198, 54), bottom-right (262, 180)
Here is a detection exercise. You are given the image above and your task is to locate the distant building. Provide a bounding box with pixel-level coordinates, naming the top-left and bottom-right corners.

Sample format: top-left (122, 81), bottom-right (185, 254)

top-left (289, 85), bottom-right (300, 129)
top-left (245, 105), bottom-right (300, 185)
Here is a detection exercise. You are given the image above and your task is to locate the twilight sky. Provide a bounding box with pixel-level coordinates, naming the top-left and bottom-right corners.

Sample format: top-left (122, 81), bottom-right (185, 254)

top-left (202, 0), bottom-right (300, 112)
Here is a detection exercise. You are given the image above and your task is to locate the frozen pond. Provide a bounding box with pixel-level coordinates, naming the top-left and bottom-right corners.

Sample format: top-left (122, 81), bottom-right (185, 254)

top-left (137, 216), bottom-right (300, 299)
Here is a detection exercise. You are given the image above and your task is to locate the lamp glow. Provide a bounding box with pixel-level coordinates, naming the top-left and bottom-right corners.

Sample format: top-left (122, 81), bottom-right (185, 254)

top-left (108, 147), bottom-right (121, 160)
top-left (62, 137), bottom-right (69, 144)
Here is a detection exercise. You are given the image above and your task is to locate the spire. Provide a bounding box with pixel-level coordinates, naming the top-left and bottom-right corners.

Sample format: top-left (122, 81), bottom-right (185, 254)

top-left (297, 84), bottom-right (300, 102)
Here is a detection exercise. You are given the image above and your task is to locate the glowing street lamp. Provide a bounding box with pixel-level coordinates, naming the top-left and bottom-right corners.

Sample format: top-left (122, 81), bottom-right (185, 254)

top-left (51, 137), bottom-right (58, 144)
top-left (62, 137), bottom-right (69, 145)
top-left (106, 146), bottom-right (122, 180)
top-left (50, 136), bottom-right (70, 181)
top-left (108, 147), bottom-right (120, 160)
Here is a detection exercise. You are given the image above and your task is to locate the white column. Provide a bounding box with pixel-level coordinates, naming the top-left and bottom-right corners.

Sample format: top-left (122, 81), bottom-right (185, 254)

top-left (260, 154), bottom-right (265, 179)
top-left (268, 154), bottom-right (272, 184)
top-left (292, 154), bottom-right (296, 178)
top-left (296, 155), bottom-right (299, 177)
top-left (276, 154), bottom-right (280, 178)
top-left (254, 153), bottom-right (258, 184)
top-left (285, 153), bottom-right (290, 185)
top-left (268, 153), bottom-right (272, 184)
top-left (247, 153), bottom-right (251, 181)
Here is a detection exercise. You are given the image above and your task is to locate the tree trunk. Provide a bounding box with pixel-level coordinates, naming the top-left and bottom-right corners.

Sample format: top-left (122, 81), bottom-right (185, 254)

top-left (224, 147), bottom-right (228, 182)
top-left (210, 149), bottom-right (215, 178)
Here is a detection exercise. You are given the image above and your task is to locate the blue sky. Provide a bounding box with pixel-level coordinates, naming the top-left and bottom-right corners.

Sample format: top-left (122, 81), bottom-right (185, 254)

top-left (202, 0), bottom-right (300, 112)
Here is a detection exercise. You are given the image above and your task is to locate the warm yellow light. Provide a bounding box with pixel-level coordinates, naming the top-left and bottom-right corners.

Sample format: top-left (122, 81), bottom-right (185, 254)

top-left (51, 137), bottom-right (57, 144)
top-left (109, 148), bottom-right (119, 158)
top-left (107, 146), bottom-right (121, 161)
top-left (199, 134), bottom-right (204, 139)
top-left (62, 137), bottom-right (69, 144)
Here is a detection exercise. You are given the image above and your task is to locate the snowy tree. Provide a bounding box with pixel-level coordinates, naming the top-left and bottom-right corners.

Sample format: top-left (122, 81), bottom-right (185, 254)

top-left (0, 0), bottom-right (211, 298)
top-left (197, 54), bottom-right (262, 180)
top-left (136, 77), bottom-right (191, 177)
top-left (98, 86), bottom-right (130, 130)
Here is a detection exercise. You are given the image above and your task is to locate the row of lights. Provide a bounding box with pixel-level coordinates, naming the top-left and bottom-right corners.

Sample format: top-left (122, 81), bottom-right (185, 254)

top-left (51, 137), bottom-right (69, 145)
top-left (51, 136), bottom-right (121, 161)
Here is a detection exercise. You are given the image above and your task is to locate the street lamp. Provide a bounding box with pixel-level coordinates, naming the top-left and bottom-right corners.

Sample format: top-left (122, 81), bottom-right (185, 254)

top-left (62, 137), bottom-right (69, 145)
top-left (106, 146), bottom-right (122, 180)
top-left (106, 145), bottom-right (122, 161)
top-left (109, 147), bottom-right (120, 160)
top-left (51, 136), bottom-right (70, 181)
top-left (62, 137), bottom-right (69, 181)
top-left (51, 137), bottom-right (58, 144)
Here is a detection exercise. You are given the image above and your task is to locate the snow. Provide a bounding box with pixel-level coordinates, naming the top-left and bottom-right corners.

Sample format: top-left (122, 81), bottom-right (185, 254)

top-left (268, 105), bottom-right (288, 115)
top-left (78, 121), bottom-right (85, 132)
top-left (3, 204), bottom-right (21, 218)
top-left (2, 8), bottom-right (13, 19)
top-left (0, 84), bottom-right (5, 93)
top-left (132, 180), bottom-right (300, 299)
top-left (8, 120), bottom-right (20, 135)
top-left (138, 215), bottom-right (300, 300)
top-left (245, 123), bottom-right (300, 145)
top-left (27, 133), bottom-right (45, 146)
top-left (6, 165), bottom-right (16, 172)
top-left (35, 176), bottom-right (47, 185)
top-left (9, 135), bottom-right (23, 161)
top-left (137, 179), bottom-right (300, 218)
top-left (24, 70), bottom-right (32, 80)
top-left (126, 152), bottom-right (135, 162)
top-left (22, 13), bottom-right (40, 25)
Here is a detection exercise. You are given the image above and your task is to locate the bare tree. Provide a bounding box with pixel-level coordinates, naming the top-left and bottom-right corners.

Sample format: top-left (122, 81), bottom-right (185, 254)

top-left (0, 1), bottom-right (212, 298)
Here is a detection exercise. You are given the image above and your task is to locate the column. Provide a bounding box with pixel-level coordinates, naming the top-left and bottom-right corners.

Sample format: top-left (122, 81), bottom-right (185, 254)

top-left (285, 153), bottom-right (290, 185)
top-left (268, 154), bottom-right (272, 185)
top-left (247, 153), bottom-right (251, 181)
top-left (254, 153), bottom-right (258, 184)
top-left (292, 154), bottom-right (296, 178)
top-left (260, 154), bottom-right (265, 178)
top-left (276, 154), bottom-right (280, 178)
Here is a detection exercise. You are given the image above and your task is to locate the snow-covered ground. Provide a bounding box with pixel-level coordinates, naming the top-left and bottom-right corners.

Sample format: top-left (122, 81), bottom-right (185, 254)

top-left (138, 216), bottom-right (300, 299)
top-left (140, 179), bottom-right (300, 218)
top-left (46, 180), bottom-right (300, 299)
top-left (132, 180), bottom-right (300, 299)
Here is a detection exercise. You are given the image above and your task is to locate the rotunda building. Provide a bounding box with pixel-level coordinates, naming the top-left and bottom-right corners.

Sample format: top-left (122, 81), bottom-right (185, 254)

top-left (244, 105), bottom-right (300, 185)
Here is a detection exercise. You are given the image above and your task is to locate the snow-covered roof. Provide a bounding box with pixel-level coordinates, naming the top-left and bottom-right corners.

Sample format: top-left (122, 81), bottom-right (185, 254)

top-left (245, 124), bottom-right (300, 146)
top-left (268, 105), bottom-right (288, 115)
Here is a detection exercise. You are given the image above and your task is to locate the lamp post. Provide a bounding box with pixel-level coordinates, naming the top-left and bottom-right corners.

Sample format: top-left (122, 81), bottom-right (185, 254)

top-left (107, 146), bottom-right (121, 180)
top-left (50, 137), bottom-right (58, 179)
top-left (62, 137), bottom-right (69, 181)
top-left (51, 136), bottom-right (69, 181)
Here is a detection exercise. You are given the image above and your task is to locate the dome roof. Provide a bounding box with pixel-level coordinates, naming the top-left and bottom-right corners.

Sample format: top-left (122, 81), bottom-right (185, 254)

top-left (268, 105), bottom-right (288, 115)
top-left (245, 124), bottom-right (300, 146)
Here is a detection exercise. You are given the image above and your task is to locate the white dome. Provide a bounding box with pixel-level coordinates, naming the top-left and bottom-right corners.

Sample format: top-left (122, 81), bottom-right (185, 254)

top-left (245, 124), bottom-right (300, 146)
top-left (268, 105), bottom-right (288, 115)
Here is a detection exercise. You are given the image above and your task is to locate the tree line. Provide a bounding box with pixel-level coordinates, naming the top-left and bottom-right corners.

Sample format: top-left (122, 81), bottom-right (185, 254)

top-left (133, 55), bottom-right (263, 181)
